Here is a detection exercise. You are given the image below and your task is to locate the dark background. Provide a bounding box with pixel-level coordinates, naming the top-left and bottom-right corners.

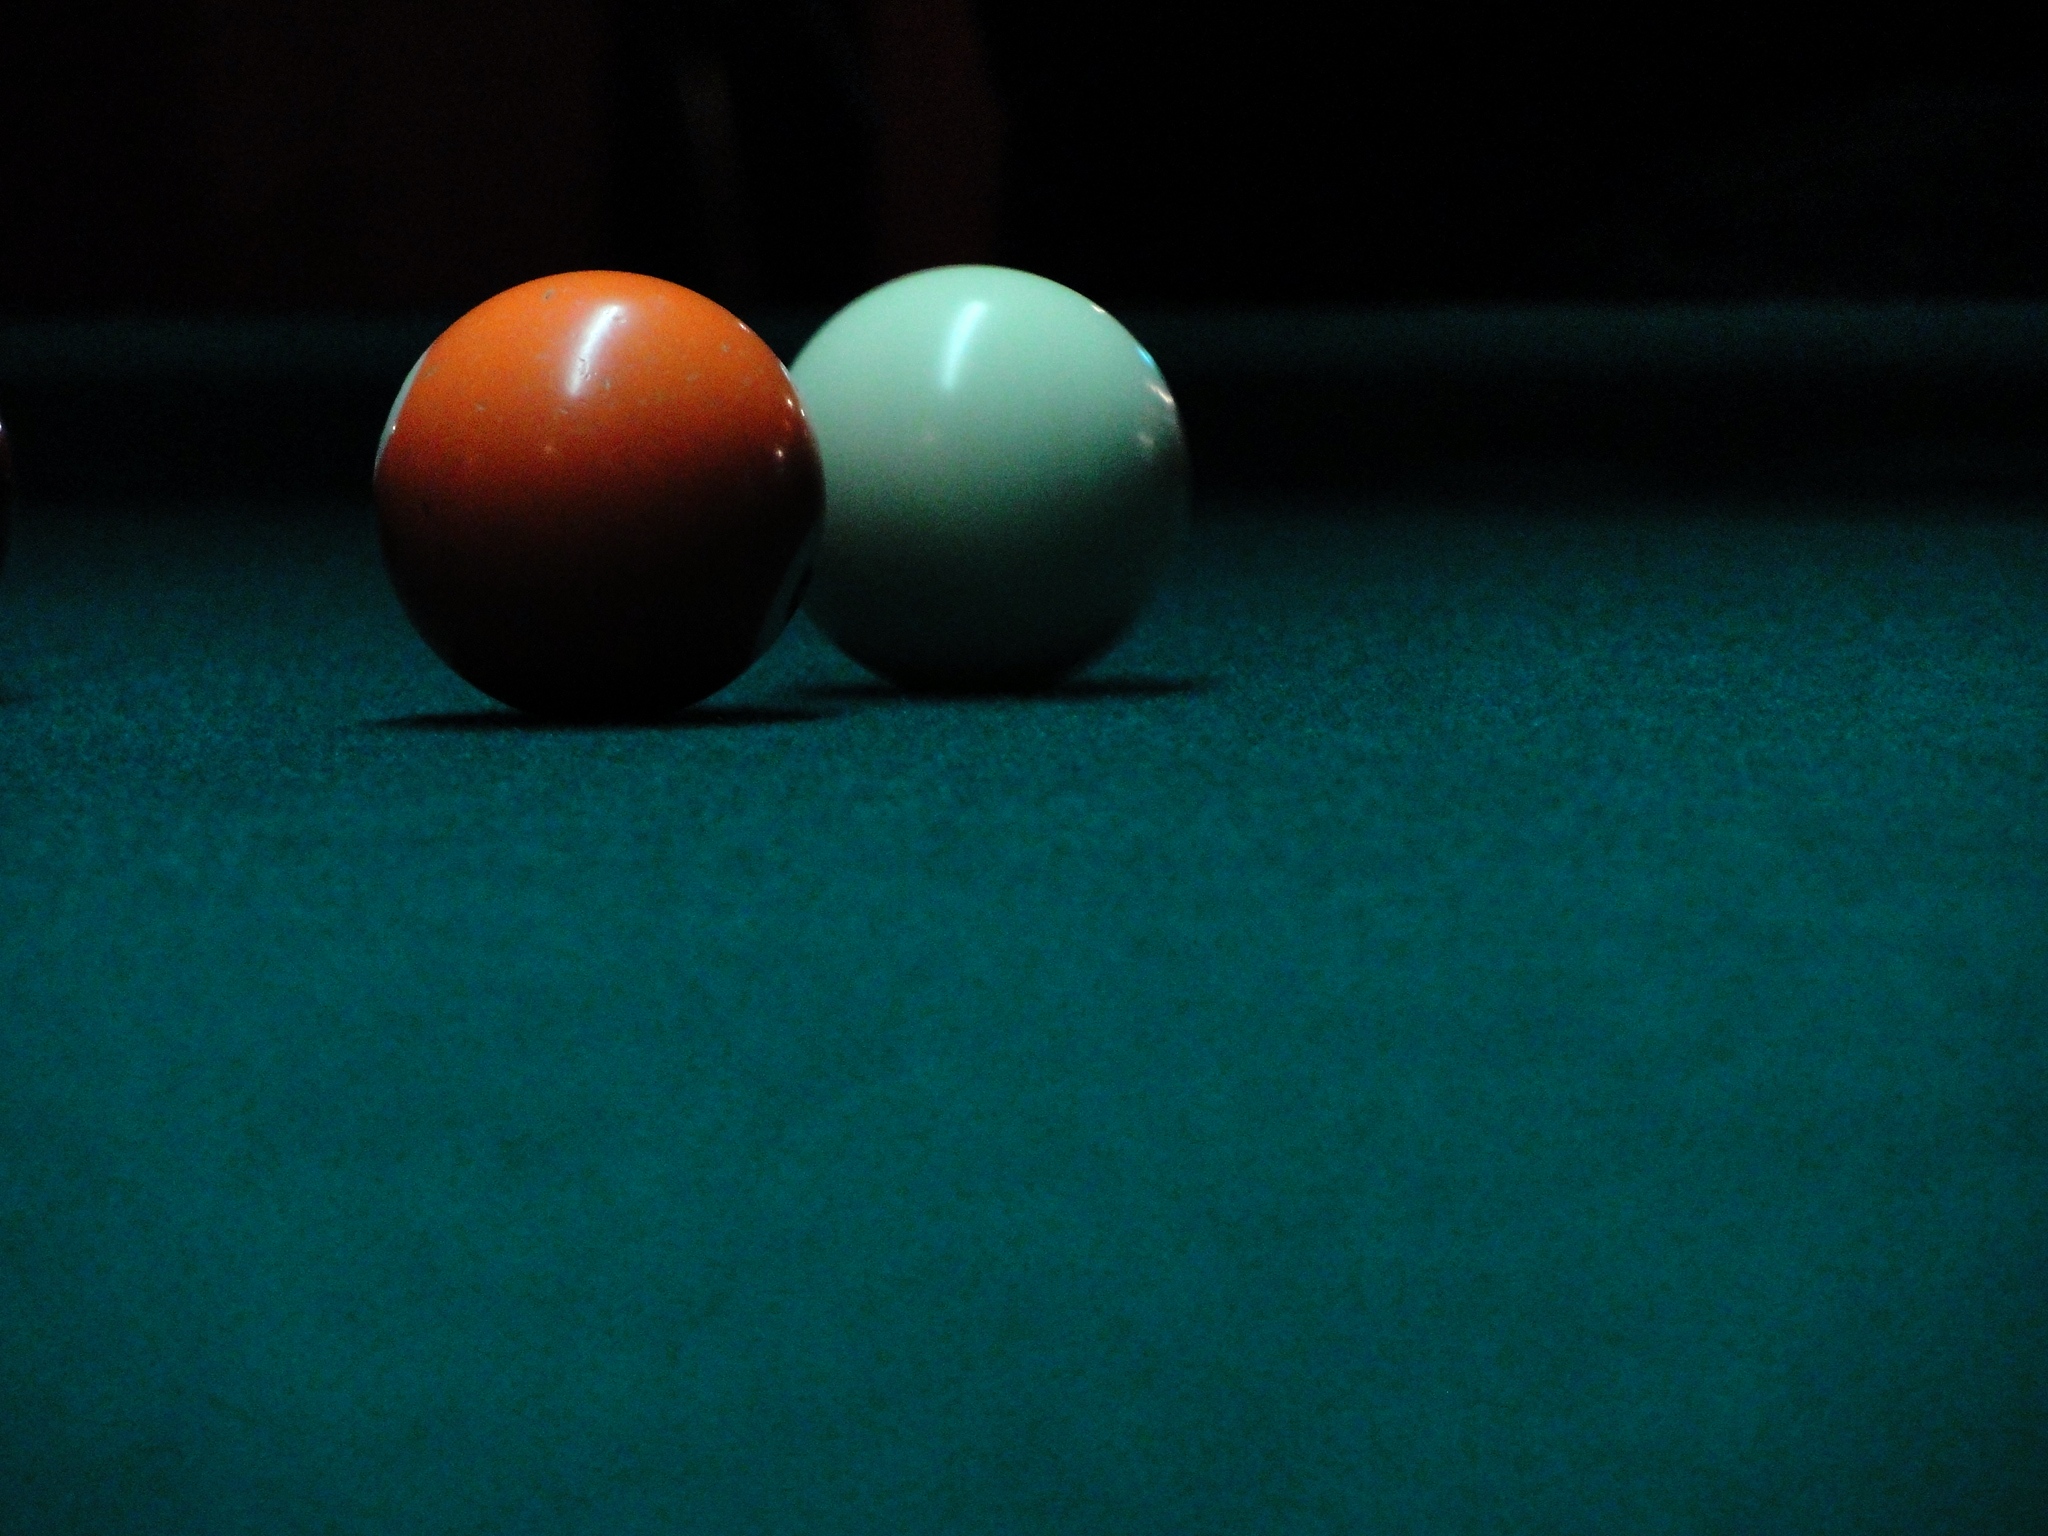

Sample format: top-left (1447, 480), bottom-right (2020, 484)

top-left (3, 1), bottom-right (2044, 318)
top-left (4, 3), bottom-right (2046, 505)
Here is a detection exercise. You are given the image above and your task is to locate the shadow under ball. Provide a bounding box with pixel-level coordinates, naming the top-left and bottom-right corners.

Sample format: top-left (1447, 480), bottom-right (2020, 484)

top-left (375, 273), bottom-right (823, 720)
top-left (791, 266), bottom-right (1188, 692)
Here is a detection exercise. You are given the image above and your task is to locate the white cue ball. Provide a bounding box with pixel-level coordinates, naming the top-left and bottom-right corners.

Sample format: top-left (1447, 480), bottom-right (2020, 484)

top-left (789, 265), bottom-right (1189, 690)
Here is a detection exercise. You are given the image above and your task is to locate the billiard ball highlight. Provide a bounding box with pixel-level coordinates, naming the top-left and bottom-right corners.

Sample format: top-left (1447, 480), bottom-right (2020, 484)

top-left (375, 272), bottom-right (823, 719)
top-left (790, 266), bottom-right (1188, 691)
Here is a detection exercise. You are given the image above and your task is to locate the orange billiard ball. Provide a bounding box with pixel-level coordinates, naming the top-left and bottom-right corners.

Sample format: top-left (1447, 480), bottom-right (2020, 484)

top-left (374, 272), bottom-right (823, 719)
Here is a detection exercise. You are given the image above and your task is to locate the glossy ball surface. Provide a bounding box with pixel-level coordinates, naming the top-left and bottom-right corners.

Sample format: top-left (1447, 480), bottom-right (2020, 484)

top-left (375, 272), bottom-right (823, 718)
top-left (790, 266), bottom-right (1187, 691)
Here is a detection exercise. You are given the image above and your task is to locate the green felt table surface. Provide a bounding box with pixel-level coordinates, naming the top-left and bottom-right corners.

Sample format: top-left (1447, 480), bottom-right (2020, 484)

top-left (2, 497), bottom-right (2045, 1534)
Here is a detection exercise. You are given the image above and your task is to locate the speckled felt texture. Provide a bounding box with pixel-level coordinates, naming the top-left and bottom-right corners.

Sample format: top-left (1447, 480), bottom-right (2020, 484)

top-left (2, 500), bottom-right (2045, 1535)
